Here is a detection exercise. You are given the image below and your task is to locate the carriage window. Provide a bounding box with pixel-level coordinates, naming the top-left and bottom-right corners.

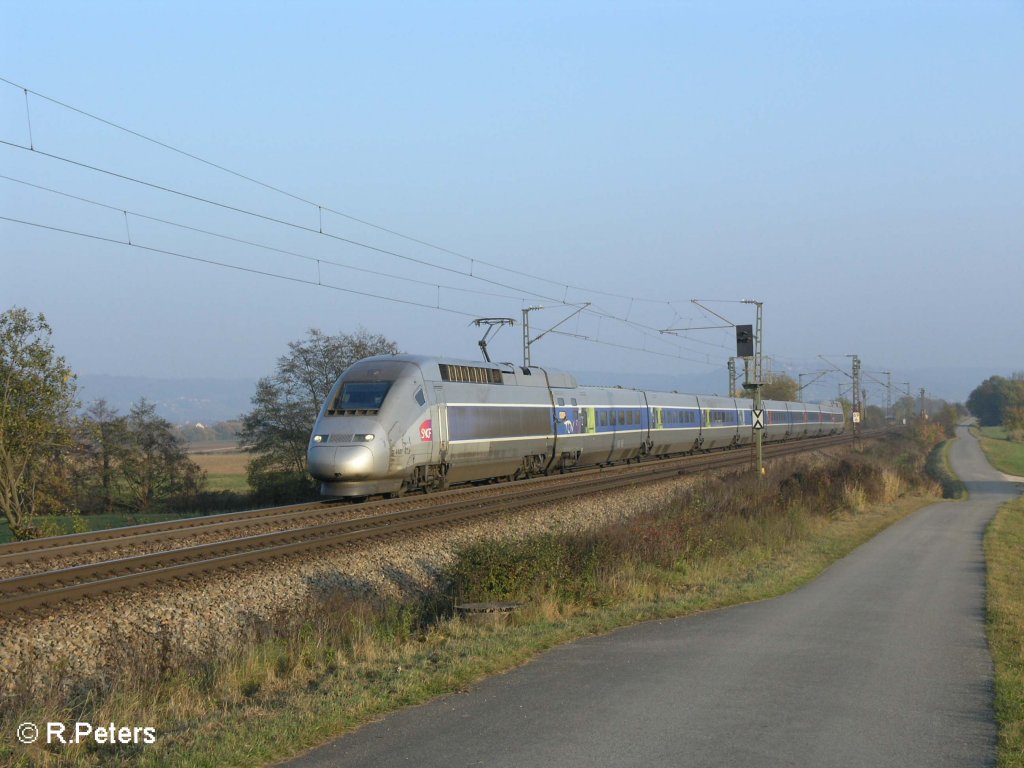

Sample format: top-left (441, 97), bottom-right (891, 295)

top-left (557, 397), bottom-right (565, 406)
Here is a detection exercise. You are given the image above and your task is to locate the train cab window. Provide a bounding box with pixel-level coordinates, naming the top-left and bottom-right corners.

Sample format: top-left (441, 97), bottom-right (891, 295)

top-left (415, 388), bottom-right (426, 407)
top-left (332, 381), bottom-right (393, 413)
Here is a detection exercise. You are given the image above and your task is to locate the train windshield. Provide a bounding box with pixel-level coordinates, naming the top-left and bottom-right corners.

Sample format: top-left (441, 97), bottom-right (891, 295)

top-left (333, 381), bottom-right (393, 412)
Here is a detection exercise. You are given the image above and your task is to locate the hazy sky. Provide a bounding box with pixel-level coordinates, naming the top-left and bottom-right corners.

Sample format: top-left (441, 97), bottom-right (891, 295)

top-left (2, 1), bottom-right (1021, 403)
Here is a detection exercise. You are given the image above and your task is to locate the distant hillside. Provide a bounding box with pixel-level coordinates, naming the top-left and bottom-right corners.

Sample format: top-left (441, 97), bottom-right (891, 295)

top-left (76, 375), bottom-right (256, 424)
top-left (72, 365), bottom-right (982, 426)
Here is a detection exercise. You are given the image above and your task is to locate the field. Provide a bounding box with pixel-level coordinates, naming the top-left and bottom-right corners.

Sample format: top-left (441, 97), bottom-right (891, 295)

top-left (188, 446), bottom-right (251, 492)
top-left (975, 427), bottom-right (1024, 478)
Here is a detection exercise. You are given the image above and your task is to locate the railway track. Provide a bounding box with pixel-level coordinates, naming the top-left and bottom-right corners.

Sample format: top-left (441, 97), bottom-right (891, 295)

top-left (0, 432), bottom-right (863, 616)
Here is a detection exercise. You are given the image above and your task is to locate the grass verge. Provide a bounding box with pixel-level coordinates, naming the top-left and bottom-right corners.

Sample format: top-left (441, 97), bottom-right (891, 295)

top-left (986, 495), bottom-right (1024, 768)
top-left (2, 435), bottom-right (943, 767)
top-left (974, 427), bottom-right (1024, 478)
top-left (927, 438), bottom-right (968, 499)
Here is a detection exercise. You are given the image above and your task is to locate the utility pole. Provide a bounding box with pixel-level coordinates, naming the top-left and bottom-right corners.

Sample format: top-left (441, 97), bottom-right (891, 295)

top-left (668, 298), bottom-right (764, 476)
top-left (886, 371), bottom-right (893, 424)
top-left (741, 299), bottom-right (764, 476)
top-left (727, 357), bottom-right (737, 396)
top-left (521, 306), bottom-right (543, 367)
top-left (851, 355), bottom-right (862, 435)
top-left (798, 370), bottom-right (829, 404)
top-left (521, 303), bottom-right (590, 368)
top-left (920, 388), bottom-right (926, 418)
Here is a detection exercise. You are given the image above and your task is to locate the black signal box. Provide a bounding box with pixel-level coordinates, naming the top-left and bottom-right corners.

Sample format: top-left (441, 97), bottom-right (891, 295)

top-left (736, 325), bottom-right (754, 358)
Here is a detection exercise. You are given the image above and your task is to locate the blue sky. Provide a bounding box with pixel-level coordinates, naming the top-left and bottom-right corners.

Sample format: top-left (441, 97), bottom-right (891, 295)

top-left (1, 0), bottom-right (1021, 403)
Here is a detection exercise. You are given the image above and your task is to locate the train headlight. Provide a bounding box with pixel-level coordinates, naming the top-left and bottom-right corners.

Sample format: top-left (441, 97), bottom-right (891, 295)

top-left (353, 433), bottom-right (375, 442)
top-left (313, 434), bottom-right (328, 443)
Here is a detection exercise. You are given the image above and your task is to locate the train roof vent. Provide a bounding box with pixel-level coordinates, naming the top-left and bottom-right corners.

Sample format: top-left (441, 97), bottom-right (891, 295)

top-left (439, 363), bottom-right (504, 385)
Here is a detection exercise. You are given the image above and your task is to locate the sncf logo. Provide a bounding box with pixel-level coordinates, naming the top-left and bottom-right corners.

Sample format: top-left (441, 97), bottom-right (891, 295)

top-left (419, 420), bottom-right (433, 441)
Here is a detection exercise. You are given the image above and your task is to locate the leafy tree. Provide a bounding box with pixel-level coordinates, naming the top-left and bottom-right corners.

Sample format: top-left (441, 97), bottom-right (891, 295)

top-left (0, 308), bottom-right (77, 538)
top-left (760, 374), bottom-right (798, 401)
top-left (240, 328), bottom-right (400, 495)
top-left (119, 399), bottom-right (204, 511)
top-left (1004, 407), bottom-right (1024, 442)
top-left (966, 375), bottom-right (1024, 427)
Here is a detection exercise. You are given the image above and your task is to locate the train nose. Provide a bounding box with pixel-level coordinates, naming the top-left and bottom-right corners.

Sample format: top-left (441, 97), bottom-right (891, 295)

top-left (308, 445), bottom-right (375, 480)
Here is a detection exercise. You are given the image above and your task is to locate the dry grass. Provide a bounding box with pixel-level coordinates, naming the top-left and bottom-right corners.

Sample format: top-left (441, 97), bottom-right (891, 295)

top-left (188, 451), bottom-right (250, 493)
top-left (189, 451), bottom-right (249, 476)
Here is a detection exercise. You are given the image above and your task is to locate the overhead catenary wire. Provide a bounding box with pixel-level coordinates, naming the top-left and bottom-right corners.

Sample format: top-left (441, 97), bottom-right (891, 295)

top-left (0, 138), bottom-right (712, 359)
top-left (0, 214), bottom-right (481, 319)
top-left (0, 174), bottom-right (531, 304)
top-left (3, 213), bottom-right (724, 367)
top-left (0, 158), bottom-right (714, 363)
top-left (0, 76), bottom-right (743, 368)
top-left (1, 75), bottom-right (682, 307)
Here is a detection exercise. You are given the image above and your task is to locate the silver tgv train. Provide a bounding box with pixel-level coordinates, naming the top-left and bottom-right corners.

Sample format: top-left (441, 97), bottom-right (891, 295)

top-left (307, 355), bottom-right (845, 498)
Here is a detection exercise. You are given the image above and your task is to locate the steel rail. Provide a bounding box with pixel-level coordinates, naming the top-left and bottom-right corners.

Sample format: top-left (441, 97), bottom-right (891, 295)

top-left (0, 432), bottom-right (857, 570)
top-left (0, 499), bottom-right (355, 556)
top-left (0, 432), bottom-right (868, 615)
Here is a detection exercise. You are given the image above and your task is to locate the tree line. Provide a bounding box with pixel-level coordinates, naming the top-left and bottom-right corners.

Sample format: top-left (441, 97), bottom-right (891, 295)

top-left (967, 373), bottom-right (1024, 439)
top-left (1, 308), bottom-right (207, 536)
top-left (1, 306), bottom-right (399, 539)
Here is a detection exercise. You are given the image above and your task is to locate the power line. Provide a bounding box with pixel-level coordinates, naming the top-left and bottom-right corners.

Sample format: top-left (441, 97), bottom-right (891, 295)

top-left (1, 75), bottom-right (681, 306)
top-left (0, 214), bottom-right (481, 318)
top-left (0, 174), bottom-right (529, 303)
top-left (0, 214), bottom-right (720, 368)
top-left (546, 329), bottom-right (716, 367)
top-left (0, 77), bottom-right (735, 365)
top-left (0, 164), bottom-right (709, 361)
top-left (2, 138), bottom-right (699, 349)
top-left (0, 141), bottom-right (717, 360)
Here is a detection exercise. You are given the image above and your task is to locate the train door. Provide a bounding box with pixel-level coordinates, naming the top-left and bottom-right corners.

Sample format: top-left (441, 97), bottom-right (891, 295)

top-left (432, 386), bottom-right (449, 465)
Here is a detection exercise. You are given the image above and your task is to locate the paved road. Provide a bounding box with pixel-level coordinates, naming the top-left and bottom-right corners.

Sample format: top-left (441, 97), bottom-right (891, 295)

top-left (283, 427), bottom-right (1020, 768)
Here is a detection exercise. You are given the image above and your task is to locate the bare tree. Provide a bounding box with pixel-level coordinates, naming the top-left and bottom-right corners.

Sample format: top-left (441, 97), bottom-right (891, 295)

top-left (73, 399), bottom-right (128, 513)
